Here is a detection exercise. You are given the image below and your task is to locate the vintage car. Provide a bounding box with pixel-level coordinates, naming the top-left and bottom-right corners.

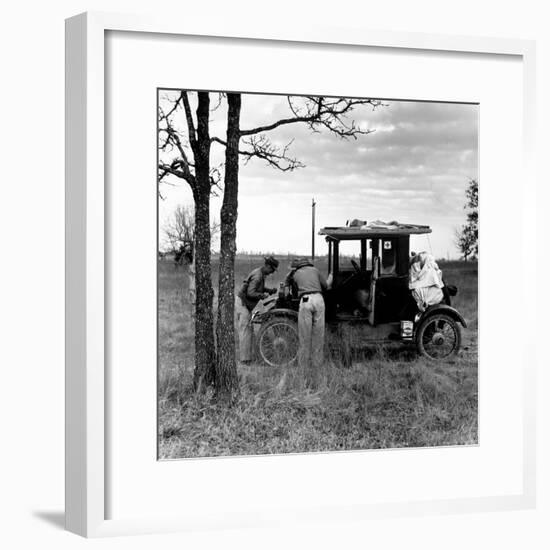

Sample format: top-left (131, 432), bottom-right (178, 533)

top-left (251, 222), bottom-right (466, 366)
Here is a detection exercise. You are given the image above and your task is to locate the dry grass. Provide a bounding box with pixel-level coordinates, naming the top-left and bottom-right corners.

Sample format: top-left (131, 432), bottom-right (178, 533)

top-left (158, 257), bottom-right (478, 459)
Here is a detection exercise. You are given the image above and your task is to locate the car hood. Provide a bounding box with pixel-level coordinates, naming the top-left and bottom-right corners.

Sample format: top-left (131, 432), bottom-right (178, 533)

top-left (252, 294), bottom-right (278, 316)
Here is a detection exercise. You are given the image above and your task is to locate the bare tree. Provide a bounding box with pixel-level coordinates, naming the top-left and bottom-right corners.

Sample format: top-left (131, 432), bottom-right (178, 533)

top-left (214, 94), bottom-right (382, 400)
top-left (163, 204), bottom-right (220, 254)
top-left (163, 205), bottom-right (194, 252)
top-left (214, 94), bottom-right (241, 399)
top-left (159, 91), bottom-right (382, 399)
top-left (158, 92), bottom-right (219, 390)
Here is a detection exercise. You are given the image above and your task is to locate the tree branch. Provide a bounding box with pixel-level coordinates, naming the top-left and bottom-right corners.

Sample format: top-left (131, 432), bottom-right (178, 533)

top-left (158, 161), bottom-right (196, 189)
top-left (181, 91), bottom-right (197, 148)
top-left (240, 114), bottom-right (318, 136)
top-left (211, 136), bottom-right (305, 171)
top-left (240, 96), bottom-right (382, 138)
top-left (159, 125), bottom-right (193, 168)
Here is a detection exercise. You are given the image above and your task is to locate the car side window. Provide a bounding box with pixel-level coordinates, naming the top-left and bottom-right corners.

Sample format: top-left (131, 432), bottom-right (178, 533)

top-left (338, 240), bottom-right (360, 270)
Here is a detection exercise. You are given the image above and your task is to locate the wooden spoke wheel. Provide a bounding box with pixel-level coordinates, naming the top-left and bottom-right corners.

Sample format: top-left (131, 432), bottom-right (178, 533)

top-left (416, 314), bottom-right (461, 360)
top-left (257, 317), bottom-right (299, 367)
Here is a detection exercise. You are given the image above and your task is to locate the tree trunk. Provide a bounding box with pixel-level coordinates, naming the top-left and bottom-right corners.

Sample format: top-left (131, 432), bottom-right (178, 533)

top-left (215, 93), bottom-right (242, 400)
top-left (192, 92), bottom-right (217, 390)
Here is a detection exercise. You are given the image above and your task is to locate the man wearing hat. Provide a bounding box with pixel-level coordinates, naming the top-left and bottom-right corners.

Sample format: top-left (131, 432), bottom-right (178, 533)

top-left (287, 257), bottom-right (328, 380)
top-left (236, 256), bottom-right (279, 364)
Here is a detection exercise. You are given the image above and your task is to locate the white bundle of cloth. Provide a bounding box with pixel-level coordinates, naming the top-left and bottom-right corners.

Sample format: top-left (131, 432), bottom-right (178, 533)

top-left (362, 219), bottom-right (400, 230)
top-left (408, 252), bottom-right (444, 311)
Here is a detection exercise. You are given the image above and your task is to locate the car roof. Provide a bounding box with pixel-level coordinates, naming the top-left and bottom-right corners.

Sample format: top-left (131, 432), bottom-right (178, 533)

top-left (319, 223), bottom-right (432, 240)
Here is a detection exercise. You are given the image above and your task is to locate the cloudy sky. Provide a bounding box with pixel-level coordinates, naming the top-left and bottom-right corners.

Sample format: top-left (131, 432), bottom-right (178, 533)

top-left (158, 91), bottom-right (478, 259)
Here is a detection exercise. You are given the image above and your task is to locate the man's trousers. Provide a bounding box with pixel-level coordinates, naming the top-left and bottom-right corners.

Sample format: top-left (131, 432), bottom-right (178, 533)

top-left (235, 296), bottom-right (253, 362)
top-left (298, 293), bottom-right (325, 371)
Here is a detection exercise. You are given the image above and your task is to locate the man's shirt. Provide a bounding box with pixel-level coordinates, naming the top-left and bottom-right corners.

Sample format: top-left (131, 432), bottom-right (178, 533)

top-left (292, 265), bottom-right (327, 298)
top-left (238, 267), bottom-right (273, 309)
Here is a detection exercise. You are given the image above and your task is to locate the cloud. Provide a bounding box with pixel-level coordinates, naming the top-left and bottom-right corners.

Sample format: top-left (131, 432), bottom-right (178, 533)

top-left (159, 91), bottom-right (478, 258)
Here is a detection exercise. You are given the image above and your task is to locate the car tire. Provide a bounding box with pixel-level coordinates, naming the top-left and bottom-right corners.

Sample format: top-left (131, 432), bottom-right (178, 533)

top-left (257, 316), bottom-right (299, 367)
top-left (416, 313), bottom-right (461, 360)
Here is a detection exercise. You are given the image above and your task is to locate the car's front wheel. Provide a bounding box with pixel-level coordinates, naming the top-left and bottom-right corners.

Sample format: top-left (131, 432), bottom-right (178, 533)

top-left (416, 313), bottom-right (461, 360)
top-left (257, 316), bottom-right (299, 367)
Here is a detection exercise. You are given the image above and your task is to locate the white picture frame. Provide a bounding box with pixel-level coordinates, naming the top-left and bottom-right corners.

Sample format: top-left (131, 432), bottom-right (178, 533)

top-left (65, 11), bottom-right (536, 537)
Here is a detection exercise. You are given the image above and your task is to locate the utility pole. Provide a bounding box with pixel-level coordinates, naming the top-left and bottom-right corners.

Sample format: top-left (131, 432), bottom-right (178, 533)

top-left (311, 197), bottom-right (316, 262)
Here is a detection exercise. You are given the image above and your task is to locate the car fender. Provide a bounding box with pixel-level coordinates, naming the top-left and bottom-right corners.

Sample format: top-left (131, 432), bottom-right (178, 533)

top-left (416, 303), bottom-right (467, 328)
top-left (252, 308), bottom-right (298, 325)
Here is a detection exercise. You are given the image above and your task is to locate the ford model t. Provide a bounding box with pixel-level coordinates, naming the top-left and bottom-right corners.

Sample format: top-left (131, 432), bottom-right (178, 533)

top-left (251, 222), bottom-right (466, 366)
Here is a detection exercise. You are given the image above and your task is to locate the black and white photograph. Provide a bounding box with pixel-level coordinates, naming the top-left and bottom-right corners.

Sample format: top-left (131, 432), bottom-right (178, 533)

top-left (157, 90), bottom-right (479, 459)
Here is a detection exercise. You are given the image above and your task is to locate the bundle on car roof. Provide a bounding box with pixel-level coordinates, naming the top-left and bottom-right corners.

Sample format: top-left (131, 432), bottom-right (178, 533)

top-left (320, 220), bottom-right (431, 239)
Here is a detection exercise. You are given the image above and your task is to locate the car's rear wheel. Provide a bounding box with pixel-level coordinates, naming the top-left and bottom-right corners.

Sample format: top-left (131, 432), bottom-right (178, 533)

top-left (257, 317), bottom-right (299, 367)
top-left (416, 313), bottom-right (461, 360)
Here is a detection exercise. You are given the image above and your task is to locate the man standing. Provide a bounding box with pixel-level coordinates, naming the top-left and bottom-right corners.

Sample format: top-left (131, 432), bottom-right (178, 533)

top-left (288, 258), bottom-right (328, 381)
top-left (236, 256), bottom-right (279, 364)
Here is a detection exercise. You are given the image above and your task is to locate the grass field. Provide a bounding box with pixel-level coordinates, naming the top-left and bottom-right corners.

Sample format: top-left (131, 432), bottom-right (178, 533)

top-left (158, 256), bottom-right (478, 459)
